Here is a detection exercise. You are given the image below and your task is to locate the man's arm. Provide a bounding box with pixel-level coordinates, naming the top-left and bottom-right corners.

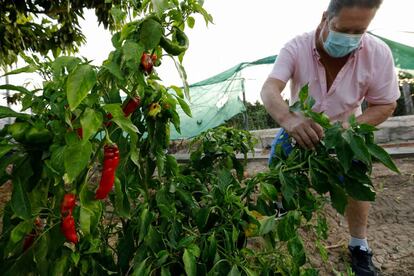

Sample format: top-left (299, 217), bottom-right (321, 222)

top-left (260, 78), bottom-right (324, 149)
top-left (356, 102), bottom-right (397, 126)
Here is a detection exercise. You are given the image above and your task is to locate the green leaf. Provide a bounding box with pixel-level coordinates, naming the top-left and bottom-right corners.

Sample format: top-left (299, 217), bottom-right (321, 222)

top-left (0, 106), bottom-right (30, 120)
top-left (280, 171), bottom-right (295, 203)
top-left (80, 108), bottom-right (103, 140)
top-left (287, 236), bottom-right (306, 266)
top-left (187, 16), bottom-right (195, 28)
top-left (260, 183), bottom-right (278, 201)
top-left (0, 144), bottom-right (14, 160)
top-left (152, 0), bottom-right (170, 14)
top-left (195, 207), bottom-right (211, 230)
top-left (114, 178), bottom-right (130, 218)
top-left (103, 104), bottom-right (139, 134)
top-left (258, 215), bottom-right (276, 235)
top-left (140, 18), bottom-right (163, 50)
top-left (52, 56), bottom-right (82, 77)
top-left (366, 143), bottom-right (399, 173)
top-left (0, 84), bottom-right (32, 95)
top-left (345, 180), bottom-right (376, 201)
top-left (356, 123), bottom-right (378, 134)
top-left (66, 64), bottom-right (97, 111)
top-left (11, 176), bottom-right (32, 220)
top-left (122, 41), bottom-right (144, 69)
top-left (103, 62), bottom-right (125, 81)
top-left (277, 212), bottom-right (299, 241)
top-left (309, 165), bottom-right (330, 194)
top-left (175, 95), bottom-right (192, 117)
top-left (10, 221), bottom-right (32, 243)
top-left (138, 208), bottom-right (153, 243)
top-left (323, 124), bottom-right (342, 149)
top-left (132, 258), bottom-right (150, 276)
top-left (329, 183), bottom-right (348, 215)
top-left (79, 206), bottom-right (92, 236)
top-left (183, 249), bottom-right (197, 276)
top-left (298, 84), bottom-right (309, 105)
top-left (228, 265), bottom-right (241, 276)
top-left (187, 244), bottom-right (201, 258)
top-left (343, 131), bottom-right (371, 165)
top-left (2, 65), bottom-right (37, 76)
top-left (173, 58), bottom-right (190, 100)
top-left (335, 137), bottom-right (353, 172)
top-left (52, 253), bottom-right (69, 276)
top-left (79, 183), bottom-right (103, 235)
top-left (170, 85), bottom-right (184, 98)
top-left (63, 140), bottom-right (92, 183)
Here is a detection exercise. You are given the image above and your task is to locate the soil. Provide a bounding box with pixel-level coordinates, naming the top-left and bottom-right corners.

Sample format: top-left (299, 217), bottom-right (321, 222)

top-left (245, 157), bottom-right (414, 276)
top-left (1, 158), bottom-right (413, 275)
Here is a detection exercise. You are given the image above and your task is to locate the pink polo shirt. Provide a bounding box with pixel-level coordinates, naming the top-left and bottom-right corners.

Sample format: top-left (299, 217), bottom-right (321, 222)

top-left (269, 31), bottom-right (400, 122)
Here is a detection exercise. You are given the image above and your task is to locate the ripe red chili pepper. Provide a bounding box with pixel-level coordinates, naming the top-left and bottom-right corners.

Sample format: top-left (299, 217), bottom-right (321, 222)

top-left (95, 144), bottom-right (120, 199)
top-left (61, 193), bottom-right (76, 216)
top-left (61, 214), bottom-right (78, 244)
top-left (76, 128), bottom-right (83, 139)
top-left (22, 231), bottom-right (36, 251)
top-left (123, 96), bottom-right (141, 117)
top-left (140, 52), bottom-right (154, 74)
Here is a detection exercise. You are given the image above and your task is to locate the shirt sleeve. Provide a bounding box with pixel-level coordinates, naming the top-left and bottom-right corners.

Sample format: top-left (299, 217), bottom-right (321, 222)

top-left (365, 44), bottom-right (401, 104)
top-left (268, 39), bottom-right (297, 82)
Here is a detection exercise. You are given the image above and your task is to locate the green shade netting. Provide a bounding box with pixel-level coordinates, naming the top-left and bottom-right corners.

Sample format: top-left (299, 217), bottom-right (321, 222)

top-left (171, 34), bottom-right (414, 140)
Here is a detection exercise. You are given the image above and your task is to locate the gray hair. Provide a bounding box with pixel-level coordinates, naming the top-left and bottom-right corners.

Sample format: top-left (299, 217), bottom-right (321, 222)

top-left (327, 0), bottom-right (383, 18)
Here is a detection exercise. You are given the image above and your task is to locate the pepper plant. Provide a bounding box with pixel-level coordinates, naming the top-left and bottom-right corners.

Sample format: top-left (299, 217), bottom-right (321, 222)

top-left (0, 2), bottom-right (400, 275)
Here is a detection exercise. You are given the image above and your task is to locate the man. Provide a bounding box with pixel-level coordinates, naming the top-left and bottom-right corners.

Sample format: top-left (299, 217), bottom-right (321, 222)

top-left (260, 0), bottom-right (400, 275)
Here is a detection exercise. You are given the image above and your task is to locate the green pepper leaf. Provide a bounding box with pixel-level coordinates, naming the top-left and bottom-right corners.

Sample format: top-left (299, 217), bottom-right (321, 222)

top-left (0, 144), bottom-right (14, 160)
top-left (122, 41), bottom-right (144, 70)
top-left (79, 182), bottom-right (103, 236)
top-left (140, 18), bottom-right (163, 50)
top-left (103, 104), bottom-right (139, 134)
top-left (298, 84), bottom-right (309, 106)
top-left (114, 178), bottom-right (130, 218)
top-left (366, 143), bottom-right (399, 173)
top-left (343, 130), bottom-right (371, 165)
top-left (335, 136), bottom-right (353, 172)
top-left (63, 140), bottom-right (92, 183)
top-left (183, 249), bottom-right (197, 276)
top-left (228, 265), bottom-right (241, 276)
top-left (287, 236), bottom-right (306, 266)
top-left (67, 64), bottom-right (97, 111)
top-left (329, 183), bottom-right (348, 215)
top-left (0, 106), bottom-right (30, 120)
top-left (80, 108), bottom-right (103, 141)
top-left (10, 221), bottom-right (32, 243)
top-left (0, 84), bottom-right (32, 95)
top-left (11, 176), bottom-right (32, 220)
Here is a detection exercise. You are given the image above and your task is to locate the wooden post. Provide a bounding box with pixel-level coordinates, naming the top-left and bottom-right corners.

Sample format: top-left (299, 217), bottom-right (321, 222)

top-left (402, 81), bottom-right (413, 115)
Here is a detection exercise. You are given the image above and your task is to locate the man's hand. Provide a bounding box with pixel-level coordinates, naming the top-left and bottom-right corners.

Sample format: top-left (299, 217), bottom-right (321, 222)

top-left (281, 112), bottom-right (324, 150)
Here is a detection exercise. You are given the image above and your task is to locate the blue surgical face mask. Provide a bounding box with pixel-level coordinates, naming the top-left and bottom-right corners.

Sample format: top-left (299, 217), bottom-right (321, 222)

top-left (322, 27), bottom-right (363, 58)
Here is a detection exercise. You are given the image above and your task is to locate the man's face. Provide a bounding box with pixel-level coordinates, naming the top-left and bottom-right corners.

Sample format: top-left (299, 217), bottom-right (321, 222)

top-left (321, 6), bottom-right (377, 41)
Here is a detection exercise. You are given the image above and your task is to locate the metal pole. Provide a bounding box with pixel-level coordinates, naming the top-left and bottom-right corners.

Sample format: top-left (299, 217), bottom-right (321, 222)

top-left (402, 81), bottom-right (413, 115)
top-left (5, 66), bottom-right (12, 124)
top-left (241, 78), bottom-right (249, 130)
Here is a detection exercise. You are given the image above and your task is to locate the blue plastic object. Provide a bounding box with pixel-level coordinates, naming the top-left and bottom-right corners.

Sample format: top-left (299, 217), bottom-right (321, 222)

top-left (268, 128), bottom-right (293, 165)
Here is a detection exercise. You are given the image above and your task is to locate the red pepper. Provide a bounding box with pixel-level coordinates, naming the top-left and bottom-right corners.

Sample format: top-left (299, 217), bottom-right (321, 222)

top-left (140, 52), bottom-right (154, 74)
top-left (122, 96), bottom-right (141, 117)
top-left (95, 144), bottom-right (120, 199)
top-left (22, 231), bottom-right (36, 251)
top-left (76, 128), bottom-right (83, 139)
top-left (61, 214), bottom-right (78, 244)
top-left (60, 193), bottom-right (76, 216)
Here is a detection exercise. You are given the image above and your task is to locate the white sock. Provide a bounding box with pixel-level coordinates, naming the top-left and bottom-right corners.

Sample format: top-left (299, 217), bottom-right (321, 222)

top-left (349, 237), bottom-right (369, 251)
